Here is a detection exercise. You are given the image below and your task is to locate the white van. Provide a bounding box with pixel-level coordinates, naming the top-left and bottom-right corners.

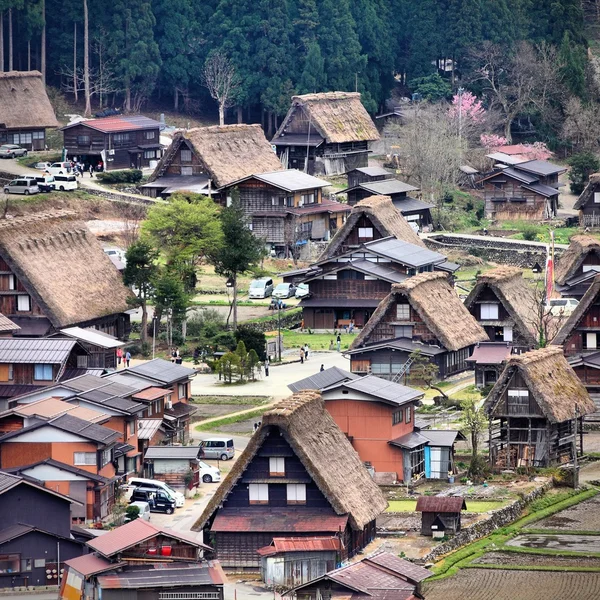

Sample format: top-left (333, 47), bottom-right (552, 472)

top-left (3, 179), bottom-right (39, 195)
top-left (200, 437), bottom-right (235, 460)
top-left (125, 477), bottom-right (185, 507)
top-left (47, 162), bottom-right (72, 175)
top-left (249, 277), bottom-right (274, 299)
top-left (54, 174), bottom-right (78, 191)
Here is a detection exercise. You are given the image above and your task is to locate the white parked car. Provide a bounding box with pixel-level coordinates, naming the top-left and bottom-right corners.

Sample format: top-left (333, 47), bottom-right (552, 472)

top-left (104, 247), bottom-right (127, 265)
top-left (199, 461), bottom-right (221, 483)
top-left (0, 144), bottom-right (27, 158)
top-left (46, 162), bottom-right (72, 175)
top-left (547, 298), bottom-right (579, 316)
top-left (34, 162), bottom-right (53, 170)
top-left (295, 283), bottom-right (309, 298)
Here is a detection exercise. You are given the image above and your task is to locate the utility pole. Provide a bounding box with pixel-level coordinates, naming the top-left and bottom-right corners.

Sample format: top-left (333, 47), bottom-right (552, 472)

top-left (277, 303), bottom-right (282, 363)
top-left (457, 86), bottom-right (464, 162)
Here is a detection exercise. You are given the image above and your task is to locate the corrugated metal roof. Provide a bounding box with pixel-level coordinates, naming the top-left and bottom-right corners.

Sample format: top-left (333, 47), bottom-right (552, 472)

top-left (9, 458), bottom-right (110, 483)
top-left (0, 338), bottom-right (78, 363)
top-left (97, 564), bottom-right (220, 589)
top-left (363, 237), bottom-right (445, 268)
top-left (415, 496), bottom-right (466, 513)
top-left (166, 402), bottom-right (197, 418)
top-left (211, 509), bottom-right (348, 533)
top-left (292, 197), bottom-right (351, 215)
top-left (515, 160), bottom-right (566, 176)
top-left (0, 313), bottom-right (19, 332)
top-left (467, 342), bottom-right (513, 365)
top-left (271, 133), bottom-right (324, 147)
top-left (346, 338), bottom-right (445, 356)
top-left (300, 298), bottom-right (382, 308)
top-left (257, 536), bottom-right (341, 556)
top-left (63, 115), bottom-right (161, 133)
top-left (145, 445), bottom-right (202, 460)
top-left (365, 552), bottom-right (432, 583)
top-left (354, 166), bottom-right (392, 177)
top-left (393, 197), bottom-right (435, 213)
top-left (388, 431), bottom-right (429, 449)
top-left (59, 327), bottom-right (124, 349)
top-left (326, 375), bottom-right (423, 406)
top-left (16, 397), bottom-right (107, 423)
top-left (418, 430), bottom-right (459, 448)
top-left (343, 260), bottom-right (408, 283)
top-left (128, 359), bottom-right (195, 385)
top-left (137, 419), bottom-right (163, 440)
top-left (288, 366), bottom-right (357, 393)
top-left (360, 180), bottom-right (418, 195)
top-left (64, 553), bottom-right (114, 577)
top-left (10, 317), bottom-right (52, 336)
top-left (0, 471), bottom-right (22, 493)
top-left (253, 169), bottom-right (330, 192)
top-left (485, 152), bottom-right (526, 165)
top-left (522, 182), bottom-right (559, 198)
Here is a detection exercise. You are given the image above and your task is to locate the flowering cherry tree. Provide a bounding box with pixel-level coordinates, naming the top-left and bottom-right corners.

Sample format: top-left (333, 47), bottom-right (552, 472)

top-left (448, 91), bottom-right (485, 123)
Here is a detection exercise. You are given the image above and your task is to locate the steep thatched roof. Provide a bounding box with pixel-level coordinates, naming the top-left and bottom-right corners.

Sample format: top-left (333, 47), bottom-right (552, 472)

top-left (464, 267), bottom-right (538, 346)
top-left (484, 347), bottom-right (595, 423)
top-left (352, 272), bottom-right (487, 352)
top-left (574, 173), bottom-right (600, 210)
top-left (0, 71), bottom-right (59, 129)
top-left (274, 92), bottom-right (379, 144)
top-left (320, 195), bottom-right (424, 260)
top-left (351, 272), bottom-right (487, 352)
top-left (0, 211), bottom-right (131, 328)
top-left (192, 391), bottom-right (387, 532)
top-left (554, 274), bottom-right (600, 345)
top-left (183, 124), bottom-right (284, 188)
top-left (555, 235), bottom-right (600, 285)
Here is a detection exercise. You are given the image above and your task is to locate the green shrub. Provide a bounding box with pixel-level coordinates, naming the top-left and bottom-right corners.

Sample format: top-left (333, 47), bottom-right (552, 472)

top-left (125, 505), bottom-right (140, 521)
top-left (521, 225), bottom-right (539, 241)
top-left (97, 169), bottom-right (143, 184)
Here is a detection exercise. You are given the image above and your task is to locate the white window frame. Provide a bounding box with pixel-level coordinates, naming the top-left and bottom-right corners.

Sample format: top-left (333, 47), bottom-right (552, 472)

top-left (358, 227), bottom-right (374, 239)
top-left (249, 483), bottom-right (269, 504)
top-left (178, 383), bottom-right (187, 399)
top-left (17, 295), bottom-right (30, 312)
top-left (594, 192), bottom-right (600, 204)
top-left (394, 325), bottom-right (413, 338)
top-left (74, 452), bottom-right (96, 466)
top-left (7, 274), bottom-right (15, 290)
top-left (396, 304), bottom-right (410, 320)
top-left (269, 457), bottom-right (285, 476)
top-left (587, 332), bottom-right (598, 349)
top-left (503, 326), bottom-right (513, 342)
top-left (480, 303), bottom-right (499, 319)
top-left (287, 483), bottom-right (306, 505)
top-left (508, 389), bottom-right (529, 399)
top-left (101, 448), bottom-right (112, 467)
top-left (181, 166), bottom-right (193, 176)
top-left (180, 149), bottom-right (192, 162)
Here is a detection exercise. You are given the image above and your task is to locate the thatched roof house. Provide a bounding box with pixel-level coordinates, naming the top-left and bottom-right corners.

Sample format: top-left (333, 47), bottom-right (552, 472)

top-left (147, 124), bottom-right (283, 191)
top-left (271, 92), bottom-right (379, 176)
top-left (573, 173), bottom-right (600, 212)
top-left (555, 235), bottom-right (600, 286)
top-left (320, 195), bottom-right (424, 261)
top-left (464, 266), bottom-right (538, 348)
top-left (0, 71), bottom-right (59, 150)
top-left (0, 211), bottom-right (131, 333)
top-left (192, 391), bottom-right (386, 568)
top-left (485, 347), bottom-right (594, 467)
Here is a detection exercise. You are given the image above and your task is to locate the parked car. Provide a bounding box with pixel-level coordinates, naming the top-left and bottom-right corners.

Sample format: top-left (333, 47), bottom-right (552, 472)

top-left (0, 144), bottom-right (27, 158)
top-left (126, 477), bottom-right (185, 507)
top-left (130, 487), bottom-right (176, 514)
top-left (3, 178), bottom-right (39, 195)
top-left (547, 298), bottom-right (579, 316)
top-left (103, 247), bottom-right (127, 264)
top-left (54, 174), bottom-right (78, 191)
top-left (199, 461), bottom-right (221, 483)
top-left (34, 161), bottom-right (53, 170)
top-left (47, 162), bottom-right (72, 175)
top-left (23, 174), bottom-right (55, 193)
top-left (249, 277), bottom-right (274, 299)
top-left (200, 437), bottom-right (235, 461)
top-left (295, 283), bottom-right (309, 298)
top-left (273, 282), bottom-right (296, 299)
top-left (126, 501), bottom-right (151, 522)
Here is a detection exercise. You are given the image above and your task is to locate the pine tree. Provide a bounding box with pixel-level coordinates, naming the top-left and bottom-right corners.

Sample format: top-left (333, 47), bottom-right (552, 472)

top-left (298, 41), bottom-right (326, 94)
top-left (559, 31), bottom-right (586, 98)
top-left (445, 0), bottom-right (482, 78)
top-left (481, 0), bottom-right (517, 46)
top-left (293, 0), bottom-right (319, 53)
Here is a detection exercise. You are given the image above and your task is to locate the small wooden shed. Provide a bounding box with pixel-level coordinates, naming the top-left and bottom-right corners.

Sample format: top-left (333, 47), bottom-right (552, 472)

top-left (416, 496), bottom-right (466, 536)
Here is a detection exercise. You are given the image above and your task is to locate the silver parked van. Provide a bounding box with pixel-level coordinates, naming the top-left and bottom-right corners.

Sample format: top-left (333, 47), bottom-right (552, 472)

top-left (249, 277), bottom-right (274, 299)
top-left (200, 437), bottom-right (235, 460)
top-left (3, 179), bottom-right (39, 195)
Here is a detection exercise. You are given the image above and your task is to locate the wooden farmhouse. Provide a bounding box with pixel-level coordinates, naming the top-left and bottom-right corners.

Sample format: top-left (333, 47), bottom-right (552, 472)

top-left (466, 342), bottom-right (514, 388)
top-left (416, 496), bottom-right (466, 537)
top-left (347, 166), bottom-right (394, 188)
top-left (271, 92), bottom-right (380, 175)
top-left (0, 471), bottom-right (84, 589)
top-left (573, 173), bottom-right (600, 228)
top-left (286, 551), bottom-right (432, 600)
top-left (485, 347), bottom-right (594, 468)
top-left (60, 519), bottom-right (222, 600)
top-left (0, 211), bottom-right (131, 340)
top-left (191, 391), bottom-right (387, 570)
top-left (464, 267), bottom-right (538, 351)
top-left (289, 368), bottom-right (461, 483)
top-left (555, 235), bottom-right (600, 299)
top-left (143, 445), bottom-right (204, 488)
top-left (348, 272), bottom-right (487, 380)
top-left (0, 71), bottom-right (59, 150)
top-left (61, 115), bottom-right (162, 170)
top-left (479, 160), bottom-right (565, 220)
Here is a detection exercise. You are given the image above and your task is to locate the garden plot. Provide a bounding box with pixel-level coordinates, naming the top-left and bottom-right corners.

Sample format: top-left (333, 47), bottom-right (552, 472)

top-left (425, 569), bottom-right (600, 600)
top-left (472, 551), bottom-right (600, 569)
top-left (506, 533), bottom-right (600, 553)
top-left (528, 494), bottom-right (600, 531)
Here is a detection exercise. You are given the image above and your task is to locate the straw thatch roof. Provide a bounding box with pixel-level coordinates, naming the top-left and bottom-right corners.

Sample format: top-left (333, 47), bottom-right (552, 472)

top-left (555, 235), bottom-right (600, 285)
top-left (484, 347), bottom-right (595, 423)
top-left (172, 125), bottom-right (283, 189)
top-left (320, 195), bottom-right (424, 260)
top-left (574, 173), bottom-right (600, 210)
top-left (274, 92), bottom-right (379, 144)
top-left (192, 391), bottom-right (387, 533)
top-left (554, 274), bottom-right (600, 345)
top-left (0, 211), bottom-right (131, 328)
top-left (0, 71), bottom-right (59, 129)
top-left (351, 272), bottom-right (487, 352)
top-left (464, 267), bottom-right (538, 346)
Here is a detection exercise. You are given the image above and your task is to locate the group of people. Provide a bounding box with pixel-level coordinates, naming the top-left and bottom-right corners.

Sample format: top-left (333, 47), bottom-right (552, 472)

top-left (116, 347), bottom-right (131, 368)
top-left (170, 348), bottom-right (183, 364)
top-left (299, 343), bottom-right (310, 364)
top-left (70, 160), bottom-right (104, 177)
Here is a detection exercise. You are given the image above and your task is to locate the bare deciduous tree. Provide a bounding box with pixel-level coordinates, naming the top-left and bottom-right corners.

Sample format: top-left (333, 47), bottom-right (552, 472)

top-left (525, 281), bottom-right (565, 348)
top-left (83, 0), bottom-right (91, 116)
top-left (117, 202), bottom-right (147, 249)
top-left (203, 52), bottom-right (239, 126)
top-left (562, 97), bottom-right (600, 152)
top-left (60, 63), bottom-right (120, 110)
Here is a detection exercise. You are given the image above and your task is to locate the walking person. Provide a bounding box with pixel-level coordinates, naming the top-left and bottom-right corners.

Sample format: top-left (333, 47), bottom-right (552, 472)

top-left (320, 364), bottom-right (325, 372)
top-left (116, 347), bottom-right (123, 368)
top-left (304, 344), bottom-right (309, 361)
top-left (300, 347), bottom-right (305, 364)
top-left (336, 334), bottom-right (341, 352)
top-left (125, 350), bottom-right (131, 368)
top-left (264, 357), bottom-right (270, 377)
top-left (89, 164), bottom-right (94, 178)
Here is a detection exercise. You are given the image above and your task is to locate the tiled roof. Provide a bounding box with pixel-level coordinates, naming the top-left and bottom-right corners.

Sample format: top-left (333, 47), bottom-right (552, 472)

top-left (97, 563), bottom-right (224, 589)
top-left (0, 338), bottom-right (79, 363)
top-left (288, 366), bottom-right (357, 393)
top-left (133, 387), bottom-right (170, 401)
top-left (211, 509), bottom-right (348, 533)
top-left (62, 115), bottom-right (160, 133)
top-left (127, 358), bottom-right (195, 385)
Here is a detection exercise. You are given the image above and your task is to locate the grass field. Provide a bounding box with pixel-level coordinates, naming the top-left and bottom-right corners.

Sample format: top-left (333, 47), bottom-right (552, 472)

top-left (267, 330), bottom-right (358, 351)
top-left (386, 500), bottom-right (507, 513)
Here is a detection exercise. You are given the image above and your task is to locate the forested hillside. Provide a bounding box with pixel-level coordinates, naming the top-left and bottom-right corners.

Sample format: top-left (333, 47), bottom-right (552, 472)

top-left (0, 0), bottom-right (594, 135)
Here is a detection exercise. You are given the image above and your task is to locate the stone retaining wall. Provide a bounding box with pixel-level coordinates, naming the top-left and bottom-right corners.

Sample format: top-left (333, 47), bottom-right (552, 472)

top-left (242, 309), bottom-right (302, 333)
top-left (418, 481), bottom-right (552, 563)
top-left (425, 235), bottom-right (565, 269)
